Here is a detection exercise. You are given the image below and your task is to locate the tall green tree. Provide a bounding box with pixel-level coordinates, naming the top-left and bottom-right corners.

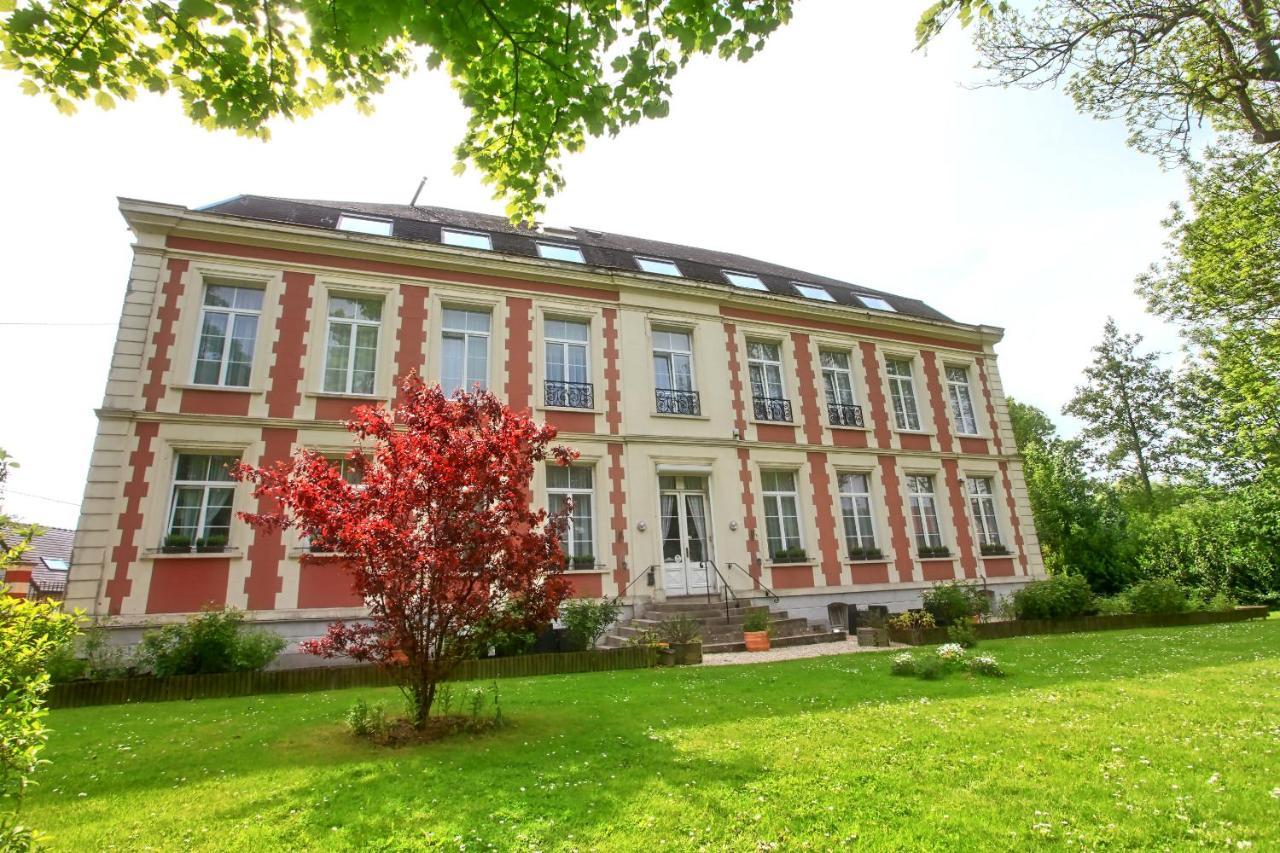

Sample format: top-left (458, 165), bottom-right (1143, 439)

top-left (0, 0), bottom-right (794, 222)
top-left (1064, 319), bottom-right (1180, 505)
top-left (916, 1), bottom-right (1280, 162)
top-left (1139, 143), bottom-right (1280, 480)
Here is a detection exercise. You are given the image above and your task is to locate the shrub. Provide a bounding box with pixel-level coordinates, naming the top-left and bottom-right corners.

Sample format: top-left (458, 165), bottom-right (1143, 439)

top-left (559, 598), bottom-right (622, 651)
top-left (923, 581), bottom-right (989, 625)
top-left (1124, 578), bottom-right (1188, 614)
top-left (137, 607), bottom-right (285, 676)
top-left (1207, 591), bottom-right (1237, 611)
top-left (1011, 574), bottom-right (1092, 620)
top-left (657, 614), bottom-right (701, 645)
top-left (936, 643), bottom-right (967, 665)
top-left (344, 698), bottom-right (390, 738)
top-left (887, 610), bottom-right (936, 644)
top-left (966, 654), bottom-right (1005, 677)
top-left (915, 655), bottom-right (945, 680)
top-left (46, 623), bottom-right (135, 683)
top-left (1092, 593), bottom-right (1132, 616)
top-left (1, 589), bottom-right (80, 847)
top-left (742, 609), bottom-right (770, 633)
top-left (946, 619), bottom-right (978, 648)
top-left (890, 652), bottom-right (916, 676)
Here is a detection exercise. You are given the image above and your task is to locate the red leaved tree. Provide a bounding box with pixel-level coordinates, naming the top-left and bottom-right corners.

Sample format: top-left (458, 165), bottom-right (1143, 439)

top-left (235, 374), bottom-right (576, 727)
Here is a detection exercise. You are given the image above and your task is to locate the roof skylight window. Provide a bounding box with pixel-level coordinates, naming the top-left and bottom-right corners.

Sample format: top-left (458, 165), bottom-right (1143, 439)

top-left (43, 558), bottom-right (69, 571)
top-left (794, 283), bottom-right (835, 302)
top-left (537, 242), bottom-right (586, 263)
top-left (636, 257), bottom-right (682, 277)
top-left (336, 214), bottom-right (393, 236)
top-left (724, 271), bottom-right (768, 291)
top-left (856, 294), bottom-right (896, 312)
top-left (441, 228), bottom-right (492, 250)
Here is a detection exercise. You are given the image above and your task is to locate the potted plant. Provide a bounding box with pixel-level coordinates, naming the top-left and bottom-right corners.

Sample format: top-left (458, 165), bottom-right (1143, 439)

top-left (856, 610), bottom-right (889, 647)
top-left (773, 546), bottom-right (808, 563)
top-left (195, 534), bottom-right (228, 553)
top-left (849, 546), bottom-right (884, 561)
top-left (918, 545), bottom-right (952, 559)
top-left (161, 533), bottom-right (192, 554)
top-left (570, 553), bottom-right (596, 570)
top-left (742, 609), bottom-right (771, 652)
top-left (979, 543), bottom-right (1010, 556)
top-left (658, 615), bottom-right (702, 665)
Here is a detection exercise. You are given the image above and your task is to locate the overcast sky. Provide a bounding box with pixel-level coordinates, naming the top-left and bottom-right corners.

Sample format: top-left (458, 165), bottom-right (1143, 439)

top-left (0, 2), bottom-right (1187, 529)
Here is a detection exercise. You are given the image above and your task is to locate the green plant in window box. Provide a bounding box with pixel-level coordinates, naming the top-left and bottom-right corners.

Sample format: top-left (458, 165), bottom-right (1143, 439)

top-left (979, 543), bottom-right (1010, 557)
top-left (195, 534), bottom-right (228, 553)
top-left (570, 553), bottom-right (596, 570)
top-left (918, 546), bottom-right (951, 559)
top-left (849, 546), bottom-right (883, 561)
top-left (773, 546), bottom-right (807, 563)
top-left (162, 534), bottom-right (192, 554)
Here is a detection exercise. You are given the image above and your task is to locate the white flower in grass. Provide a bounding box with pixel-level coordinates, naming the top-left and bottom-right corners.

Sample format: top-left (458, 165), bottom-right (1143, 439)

top-left (937, 643), bottom-right (967, 662)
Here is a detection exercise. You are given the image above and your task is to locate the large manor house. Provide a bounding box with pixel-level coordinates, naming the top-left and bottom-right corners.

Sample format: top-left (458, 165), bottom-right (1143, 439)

top-left (61, 195), bottom-right (1045, 641)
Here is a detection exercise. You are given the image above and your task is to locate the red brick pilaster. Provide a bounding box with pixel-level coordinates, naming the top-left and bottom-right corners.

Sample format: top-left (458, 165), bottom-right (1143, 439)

top-left (106, 421), bottom-right (161, 614)
top-left (792, 333), bottom-right (824, 446)
top-left (942, 458), bottom-right (978, 579)
top-left (607, 443), bottom-right (630, 592)
top-left (266, 271), bottom-right (314, 418)
top-left (142, 259), bottom-right (189, 411)
top-left (737, 448), bottom-right (761, 582)
top-left (921, 351), bottom-right (954, 453)
top-left (999, 461), bottom-right (1030, 574)
top-left (859, 341), bottom-right (892, 449)
top-left (602, 308), bottom-right (622, 435)
top-left (393, 284), bottom-right (430, 405)
top-left (243, 428), bottom-right (297, 609)
top-left (724, 322), bottom-right (747, 436)
top-left (807, 451), bottom-right (843, 585)
top-left (504, 296), bottom-right (533, 413)
top-left (976, 357), bottom-right (1003, 454)
top-left (878, 456), bottom-right (915, 583)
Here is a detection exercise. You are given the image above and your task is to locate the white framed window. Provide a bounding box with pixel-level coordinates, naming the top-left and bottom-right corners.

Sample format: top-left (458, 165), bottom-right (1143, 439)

top-left (724, 271), bottom-right (768, 291)
top-left (166, 453), bottom-right (238, 547)
top-left (442, 307), bottom-right (491, 394)
top-left (761, 471), bottom-right (803, 558)
top-left (968, 477), bottom-right (1003, 549)
top-left (820, 350), bottom-right (859, 424)
top-left (193, 284), bottom-right (263, 387)
top-left (857, 294), bottom-right (896, 312)
top-left (946, 365), bottom-right (979, 435)
top-left (747, 341), bottom-right (785, 400)
top-left (885, 357), bottom-right (922, 431)
top-left (636, 257), bottom-right (681, 276)
top-left (547, 465), bottom-right (595, 564)
top-left (653, 328), bottom-right (698, 415)
top-left (441, 228), bottom-right (492, 250)
top-left (906, 475), bottom-right (944, 551)
top-left (323, 296), bottom-right (382, 395)
top-left (336, 214), bottom-right (393, 236)
top-left (544, 318), bottom-right (591, 408)
top-left (537, 243), bottom-right (585, 263)
top-left (794, 283), bottom-right (835, 302)
top-left (838, 472), bottom-right (877, 555)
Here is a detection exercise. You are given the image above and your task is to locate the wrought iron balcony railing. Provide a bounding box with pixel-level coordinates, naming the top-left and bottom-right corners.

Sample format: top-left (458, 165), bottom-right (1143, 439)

top-left (655, 388), bottom-right (701, 416)
top-left (544, 380), bottom-right (593, 409)
top-left (752, 396), bottom-right (793, 422)
top-left (827, 402), bottom-right (865, 427)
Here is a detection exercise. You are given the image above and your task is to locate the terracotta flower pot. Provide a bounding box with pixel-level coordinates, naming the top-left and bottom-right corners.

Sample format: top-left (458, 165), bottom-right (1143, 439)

top-left (743, 630), bottom-right (770, 652)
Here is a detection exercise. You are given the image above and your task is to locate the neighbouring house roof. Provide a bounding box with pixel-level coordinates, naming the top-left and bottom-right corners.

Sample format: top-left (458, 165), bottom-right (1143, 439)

top-left (199, 195), bottom-right (955, 324)
top-left (1, 523), bottom-right (73, 594)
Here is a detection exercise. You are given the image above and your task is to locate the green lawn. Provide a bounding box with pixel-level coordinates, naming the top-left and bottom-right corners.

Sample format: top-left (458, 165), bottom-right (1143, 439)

top-left (25, 620), bottom-right (1280, 850)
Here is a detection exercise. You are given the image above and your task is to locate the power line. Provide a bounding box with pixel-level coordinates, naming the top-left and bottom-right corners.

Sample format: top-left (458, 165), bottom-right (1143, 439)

top-left (4, 488), bottom-right (81, 507)
top-left (0, 321), bottom-right (116, 327)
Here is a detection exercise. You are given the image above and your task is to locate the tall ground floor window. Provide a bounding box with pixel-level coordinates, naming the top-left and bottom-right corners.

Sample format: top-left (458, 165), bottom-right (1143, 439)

top-left (167, 454), bottom-right (238, 546)
top-left (967, 476), bottom-right (1003, 549)
top-left (761, 470), bottom-right (803, 559)
top-left (906, 474), bottom-right (944, 552)
top-left (547, 465), bottom-right (594, 566)
top-left (838, 472), bottom-right (878, 556)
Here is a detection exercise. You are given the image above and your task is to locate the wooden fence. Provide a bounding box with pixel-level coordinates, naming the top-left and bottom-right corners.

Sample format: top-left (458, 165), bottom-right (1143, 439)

top-left (890, 605), bottom-right (1270, 646)
top-left (47, 645), bottom-right (658, 710)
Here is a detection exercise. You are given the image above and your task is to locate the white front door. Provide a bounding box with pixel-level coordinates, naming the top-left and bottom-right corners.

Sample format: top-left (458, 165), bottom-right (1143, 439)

top-left (659, 476), bottom-right (714, 596)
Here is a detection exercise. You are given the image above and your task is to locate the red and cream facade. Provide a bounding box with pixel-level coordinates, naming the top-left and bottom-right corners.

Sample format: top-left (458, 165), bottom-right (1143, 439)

top-left (65, 198), bottom-right (1044, 638)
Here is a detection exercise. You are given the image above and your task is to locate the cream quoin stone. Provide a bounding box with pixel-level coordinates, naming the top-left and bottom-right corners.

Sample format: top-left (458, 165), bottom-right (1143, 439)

top-left (64, 196), bottom-right (1045, 639)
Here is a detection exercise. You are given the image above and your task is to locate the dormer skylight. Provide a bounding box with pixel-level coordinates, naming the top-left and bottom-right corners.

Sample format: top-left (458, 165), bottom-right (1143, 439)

top-left (441, 228), bottom-right (492, 250)
top-left (794, 283), bottom-right (835, 302)
top-left (336, 214), bottom-right (393, 236)
top-left (636, 257), bottom-right (682, 277)
top-left (537, 242), bottom-right (585, 263)
top-left (724, 271), bottom-right (767, 291)
top-left (857, 294), bottom-right (896, 312)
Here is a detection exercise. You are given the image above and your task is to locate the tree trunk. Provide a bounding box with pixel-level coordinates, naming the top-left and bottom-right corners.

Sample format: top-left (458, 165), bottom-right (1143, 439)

top-left (411, 677), bottom-right (436, 729)
top-left (1118, 382), bottom-right (1154, 505)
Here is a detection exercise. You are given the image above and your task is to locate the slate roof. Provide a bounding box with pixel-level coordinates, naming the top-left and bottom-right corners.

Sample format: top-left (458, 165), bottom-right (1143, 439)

top-left (200, 195), bottom-right (954, 324)
top-left (1, 524), bottom-right (73, 593)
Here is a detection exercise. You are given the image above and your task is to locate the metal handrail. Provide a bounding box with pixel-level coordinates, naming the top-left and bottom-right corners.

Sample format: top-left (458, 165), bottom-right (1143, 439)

top-left (726, 561), bottom-right (780, 603)
top-left (704, 559), bottom-right (741, 619)
top-left (611, 564), bottom-right (658, 606)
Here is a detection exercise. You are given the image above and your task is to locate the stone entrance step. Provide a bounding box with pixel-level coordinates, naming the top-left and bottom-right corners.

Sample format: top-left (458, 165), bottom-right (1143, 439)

top-left (702, 628), bottom-right (847, 655)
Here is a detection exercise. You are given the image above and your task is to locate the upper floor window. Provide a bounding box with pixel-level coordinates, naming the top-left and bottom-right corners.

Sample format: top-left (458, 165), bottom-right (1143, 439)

top-left (856, 294), bottom-right (896, 312)
top-left (748, 341), bottom-right (791, 421)
top-left (652, 328), bottom-right (699, 416)
top-left (323, 296), bottom-right (381, 395)
top-left (336, 214), bottom-right (393, 236)
top-left (885, 357), bottom-right (921, 431)
top-left (544, 318), bottom-right (592, 408)
top-left (760, 470), bottom-right (803, 559)
top-left (838, 472), bottom-right (877, 555)
top-left (906, 474), bottom-right (944, 551)
top-left (946, 365), bottom-right (979, 434)
top-left (967, 477), bottom-right (1003, 549)
top-left (441, 228), bottom-right (492, 250)
top-left (442, 307), bottom-right (491, 394)
top-left (194, 284), bottom-right (263, 387)
top-left (167, 453), bottom-right (238, 548)
top-left (820, 350), bottom-right (863, 427)
top-left (794, 283), bottom-right (835, 302)
top-left (547, 465), bottom-right (594, 564)
top-left (537, 243), bottom-right (585, 264)
top-left (636, 257), bottom-right (682, 276)
top-left (724, 271), bottom-right (768, 291)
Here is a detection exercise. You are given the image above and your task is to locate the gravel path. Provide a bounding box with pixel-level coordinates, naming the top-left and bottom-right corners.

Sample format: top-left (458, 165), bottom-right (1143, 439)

top-left (701, 636), bottom-right (907, 666)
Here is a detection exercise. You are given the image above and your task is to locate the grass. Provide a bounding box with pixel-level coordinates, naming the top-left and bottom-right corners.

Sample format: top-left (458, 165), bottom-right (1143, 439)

top-left (24, 620), bottom-right (1280, 850)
